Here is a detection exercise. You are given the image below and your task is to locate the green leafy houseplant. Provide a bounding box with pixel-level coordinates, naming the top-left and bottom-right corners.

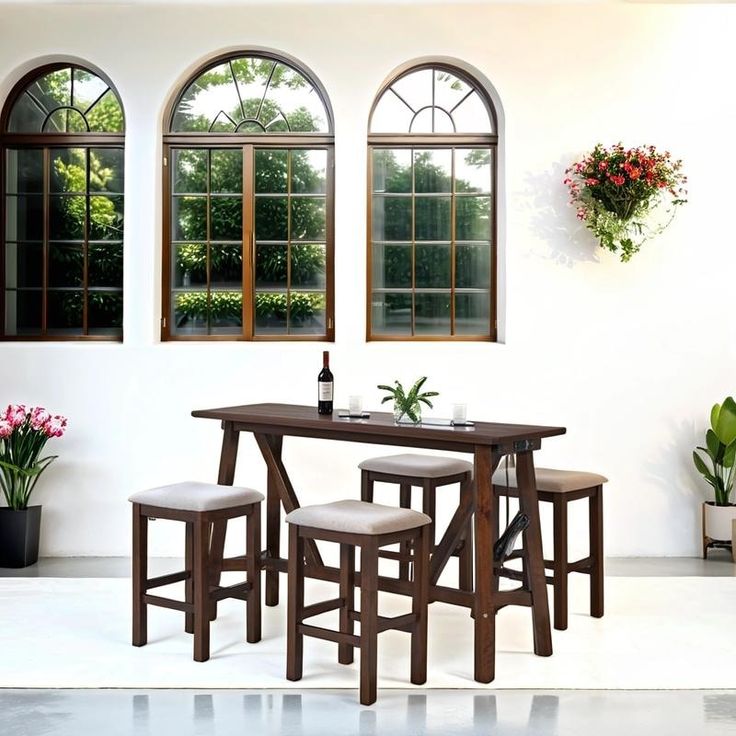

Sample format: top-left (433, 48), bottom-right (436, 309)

top-left (378, 377), bottom-right (439, 425)
top-left (693, 397), bottom-right (736, 507)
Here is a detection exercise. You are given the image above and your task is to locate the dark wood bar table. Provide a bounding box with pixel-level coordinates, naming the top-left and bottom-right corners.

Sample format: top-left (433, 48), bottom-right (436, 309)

top-left (191, 402), bottom-right (566, 683)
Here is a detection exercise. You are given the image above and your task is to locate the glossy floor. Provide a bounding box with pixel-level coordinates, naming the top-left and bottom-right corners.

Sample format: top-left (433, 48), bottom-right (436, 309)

top-left (2, 689), bottom-right (736, 736)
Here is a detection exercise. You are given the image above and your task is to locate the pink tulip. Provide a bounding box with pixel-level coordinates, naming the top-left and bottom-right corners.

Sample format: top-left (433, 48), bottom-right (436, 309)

top-left (5, 404), bottom-right (27, 428)
top-left (44, 415), bottom-right (67, 438)
top-left (0, 419), bottom-right (12, 439)
top-left (30, 407), bottom-right (51, 431)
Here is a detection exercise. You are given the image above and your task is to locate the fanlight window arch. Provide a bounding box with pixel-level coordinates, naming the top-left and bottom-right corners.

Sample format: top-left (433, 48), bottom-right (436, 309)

top-left (1, 63), bottom-right (125, 341)
top-left (163, 52), bottom-right (334, 341)
top-left (367, 63), bottom-right (498, 341)
top-left (171, 55), bottom-right (330, 134)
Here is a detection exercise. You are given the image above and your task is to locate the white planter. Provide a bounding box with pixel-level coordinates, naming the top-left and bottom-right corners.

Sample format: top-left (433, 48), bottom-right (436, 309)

top-left (703, 502), bottom-right (736, 542)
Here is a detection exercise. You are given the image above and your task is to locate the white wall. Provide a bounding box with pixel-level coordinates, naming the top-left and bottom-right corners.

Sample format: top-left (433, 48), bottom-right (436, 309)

top-left (0, 2), bottom-right (734, 558)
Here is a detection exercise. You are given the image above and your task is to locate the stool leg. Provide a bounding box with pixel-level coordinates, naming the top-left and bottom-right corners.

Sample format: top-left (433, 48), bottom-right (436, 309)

top-left (360, 471), bottom-right (374, 502)
top-left (399, 483), bottom-right (412, 581)
top-left (185, 522), bottom-right (194, 634)
top-left (411, 525), bottom-right (430, 685)
top-left (422, 480), bottom-right (436, 545)
top-left (132, 503), bottom-right (147, 647)
top-left (339, 543), bottom-right (355, 665)
top-left (266, 440), bottom-right (282, 607)
top-left (246, 504), bottom-right (262, 644)
top-left (360, 539), bottom-right (379, 706)
top-left (458, 477), bottom-right (473, 592)
top-left (287, 524), bottom-right (305, 681)
top-left (193, 515), bottom-right (211, 662)
top-left (552, 497), bottom-right (568, 631)
top-left (209, 522), bottom-right (225, 621)
top-left (589, 486), bottom-right (604, 619)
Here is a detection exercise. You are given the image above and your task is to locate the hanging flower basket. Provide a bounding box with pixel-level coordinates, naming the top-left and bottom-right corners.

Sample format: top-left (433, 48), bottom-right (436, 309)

top-left (564, 143), bottom-right (687, 262)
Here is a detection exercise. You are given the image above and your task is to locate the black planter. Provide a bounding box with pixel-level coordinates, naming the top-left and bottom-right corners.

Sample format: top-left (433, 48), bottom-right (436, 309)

top-left (0, 506), bottom-right (42, 568)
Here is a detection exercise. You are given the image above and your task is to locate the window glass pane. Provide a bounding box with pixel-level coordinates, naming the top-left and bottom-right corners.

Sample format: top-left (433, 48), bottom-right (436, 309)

top-left (434, 69), bottom-right (472, 116)
top-left (455, 149), bottom-right (491, 194)
top-left (34, 68), bottom-right (72, 110)
top-left (211, 150), bottom-right (243, 193)
top-left (456, 196), bottom-right (491, 241)
top-left (452, 91), bottom-right (493, 133)
top-left (173, 196), bottom-right (206, 241)
top-left (255, 150), bottom-right (288, 193)
top-left (255, 197), bottom-right (288, 241)
top-left (210, 197), bottom-right (242, 240)
top-left (173, 149), bottom-right (207, 194)
top-left (290, 292), bottom-right (326, 334)
top-left (255, 292), bottom-right (288, 334)
top-left (90, 149), bottom-right (124, 194)
top-left (5, 195), bottom-right (43, 241)
top-left (456, 244), bottom-right (490, 289)
top-left (414, 293), bottom-right (450, 335)
top-left (372, 149), bottom-right (411, 194)
top-left (88, 243), bottom-right (123, 287)
top-left (291, 150), bottom-right (326, 194)
top-left (5, 290), bottom-right (42, 335)
top-left (72, 69), bottom-right (107, 114)
top-left (47, 290), bottom-right (83, 333)
top-left (291, 198), bottom-right (325, 241)
top-left (88, 292), bottom-right (123, 334)
top-left (291, 244), bottom-right (326, 288)
top-left (392, 69), bottom-right (432, 114)
top-left (416, 244), bottom-right (450, 289)
top-left (370, 92), bottom-right (414, 134)
top-left (50, 196), bottom-right (85, 240)
top-left (86, 89), bottom-right (124, 133)
top-left (267, 63), bottom-right (326, 133)
top-left (372, 196), bottom-right (411, 241)
top-left (50, 148), bottom-right (87, 194)
top-left (89, 195), bottom-right (124, 240)
top-left (371, 292), bottom-right (412, 336)
top-left (5, 149), bottom-right (43, 194)
top-left (372, 243), bottom-right (411, 289)
top-left (5, 242), bottom-right (43, 288)
top-left (172, 291), bottom-right (209, 335)
top-left (172, 62), bottom-right (237, 133)
top-left (211, 244), bottom-right (242, 288)
top-left (209, 291), bottom-right (242, 333)
top-left (45, 108), bottom-right (87, 133)
top-left (415, 197), bottom-right (450, 241)
top-left (49, 243), bottom-right (83, 287)
top-left (414, 150), bottom-right (451, 194)
top-left (7, 93), bottom-right (46, 133)
top-left (455, 292), bottom-right (490, 335)
top-left (255, 244), bottom-right (287, 289)
top-left (174, 243), bottom-right (207, 288)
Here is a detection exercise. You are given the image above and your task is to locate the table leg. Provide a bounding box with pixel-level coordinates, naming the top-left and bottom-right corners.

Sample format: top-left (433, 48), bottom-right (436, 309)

top-left (210, 421), bottom-right (240, 619)
top-left (473, 445), bottom-right (497, 683)
top-left (266, 435), bottom-right (283, 606)
top-left (515, 450), bottom-right (553, 656)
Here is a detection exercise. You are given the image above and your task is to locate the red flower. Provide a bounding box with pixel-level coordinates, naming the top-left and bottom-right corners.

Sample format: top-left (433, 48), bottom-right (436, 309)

top-left (629, 167), bottom-right (641, 180)
top-left (610, 175), bottom-right (625, 186)
top-left (585, 177), bottom-right (599, 186)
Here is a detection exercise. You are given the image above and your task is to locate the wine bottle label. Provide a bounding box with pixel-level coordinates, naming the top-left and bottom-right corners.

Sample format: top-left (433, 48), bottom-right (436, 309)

top-left (318, 381), bottom-right (333, 401)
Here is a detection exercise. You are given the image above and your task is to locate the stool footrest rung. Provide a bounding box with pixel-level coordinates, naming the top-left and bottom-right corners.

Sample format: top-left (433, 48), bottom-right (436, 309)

top-left (146, 571), bottom-right (189, 590)
top-left (348, 609), bottom-right (417, 634)
top-left (378, 549), bottom-right (412, 562)
top-left (300, 597), bottom-right (344, 622)
top-left (210, 581), bottom-right (252, 602)
top-left (143, 593), bottom-right (194, 613)
top-left (299, 623), bottom-right (360, 647)
top-left (568, 556), bottom-right (594, 573)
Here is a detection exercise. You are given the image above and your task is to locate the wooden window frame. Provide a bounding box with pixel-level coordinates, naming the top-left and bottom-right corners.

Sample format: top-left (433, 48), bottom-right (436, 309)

top-left (161, 51), bottom-right (335, 342)
top-left (366, 64), bottom-right (498, 342)
top-left (0, 63), bottom-right (125, 342)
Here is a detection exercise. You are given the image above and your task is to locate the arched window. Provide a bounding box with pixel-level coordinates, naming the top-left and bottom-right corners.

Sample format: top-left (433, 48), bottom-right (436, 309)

top-left (163, 52), bottom-right (334, 340)
top-left (0, 63), bottom-right (125, 340)
top-left (368, 63), bottom-right (497, 340)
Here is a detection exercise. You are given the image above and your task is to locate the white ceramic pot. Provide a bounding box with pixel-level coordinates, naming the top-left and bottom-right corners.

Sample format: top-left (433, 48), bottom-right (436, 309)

top-left (703, 502), bottom-right (736, 542)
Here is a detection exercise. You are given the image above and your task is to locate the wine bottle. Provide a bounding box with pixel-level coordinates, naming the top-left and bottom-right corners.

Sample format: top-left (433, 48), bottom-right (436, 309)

top-left (317, 350), bottom-right (334, 415)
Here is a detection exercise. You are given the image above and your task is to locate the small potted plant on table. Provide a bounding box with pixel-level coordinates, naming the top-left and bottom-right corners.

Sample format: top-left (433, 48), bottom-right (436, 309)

top-left (378, 377), bottom-right (439, 425)
top-left (693, 397), bottom-right (736, 558)
top-left (0, 404), bottom-right (67, 568)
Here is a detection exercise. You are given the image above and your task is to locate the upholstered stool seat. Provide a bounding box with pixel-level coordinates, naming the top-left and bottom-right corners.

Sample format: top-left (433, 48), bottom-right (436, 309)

top-left (285, 500), bottom-right (431, 705)
top-left (492, 466), bottom-right (607, 630)
top-left (359, 454), bottom-right (474, 591)
top-left (130, 481), bottom-right (263, 662)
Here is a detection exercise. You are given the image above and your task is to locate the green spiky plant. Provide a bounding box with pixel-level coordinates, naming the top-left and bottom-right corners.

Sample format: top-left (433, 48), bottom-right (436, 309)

top-left (378, 377), bottom-right (439, 425)
top-left (693, 397), bottom-right (736, 506)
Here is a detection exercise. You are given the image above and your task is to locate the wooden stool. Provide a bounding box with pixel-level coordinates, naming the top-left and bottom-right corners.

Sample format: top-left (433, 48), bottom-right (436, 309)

top-left (359, 454), bottom-right (473, 590)
top-left (492, 467), bottom-right (607, 631)
top-left (129, 481), bottom-right (263, 661)
top-left (285, 499), bottom-right (431, 705)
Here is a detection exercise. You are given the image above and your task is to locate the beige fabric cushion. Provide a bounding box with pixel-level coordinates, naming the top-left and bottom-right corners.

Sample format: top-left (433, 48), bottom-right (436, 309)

top-left (129, 482), bottom-right (263, 512)
top-left (492, 467), bottom-right (607, 493)
top-left (286, 500), bottom-right (431, 535)
top-left (359, 453), bottom-right (473, 479)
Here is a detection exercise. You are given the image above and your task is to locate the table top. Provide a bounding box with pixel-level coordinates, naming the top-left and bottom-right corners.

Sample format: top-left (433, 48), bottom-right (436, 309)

top-left (192, 403), bottom-right (566, 453)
